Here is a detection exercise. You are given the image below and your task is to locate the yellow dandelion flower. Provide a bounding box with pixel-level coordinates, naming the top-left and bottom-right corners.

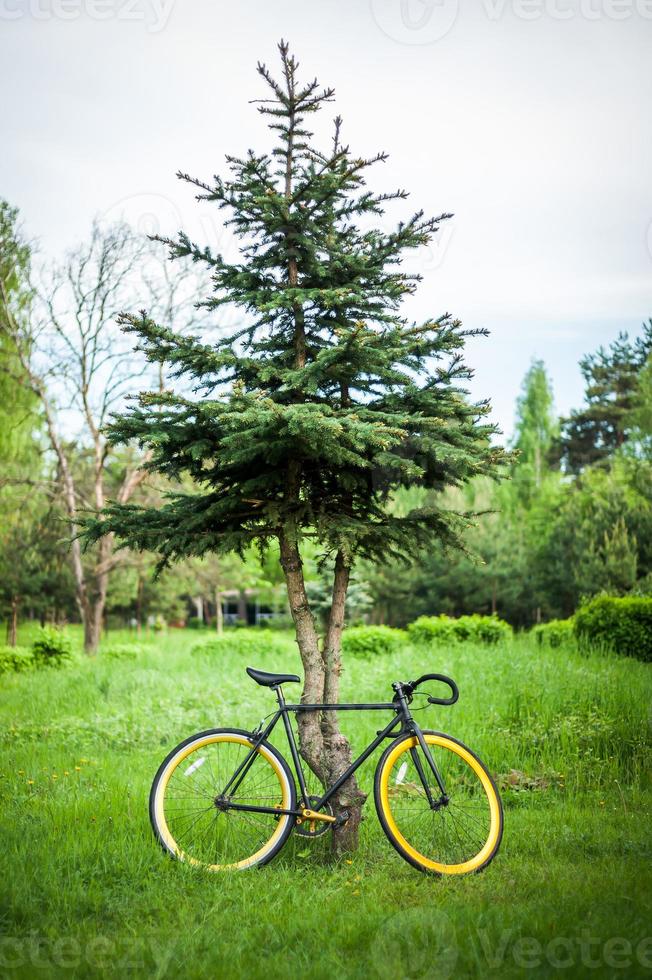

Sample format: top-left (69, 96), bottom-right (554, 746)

top-left (75, 766), bottom-right (81, 771)
top-left (27, 780), bottom-right (34, 785)
top-left (64, 771), bottom-right (69, 776)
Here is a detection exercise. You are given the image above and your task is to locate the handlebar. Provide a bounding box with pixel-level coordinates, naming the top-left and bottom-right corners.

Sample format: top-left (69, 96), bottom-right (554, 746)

top-left (401, 673), bottom-right (459, 706)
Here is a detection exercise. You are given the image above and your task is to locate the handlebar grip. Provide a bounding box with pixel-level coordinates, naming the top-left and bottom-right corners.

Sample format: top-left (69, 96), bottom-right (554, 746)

top-left (413, 673), bottom-right (459, 706)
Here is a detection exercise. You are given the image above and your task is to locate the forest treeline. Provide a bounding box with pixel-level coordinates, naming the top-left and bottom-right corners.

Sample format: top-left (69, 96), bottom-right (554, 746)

top-left (1, 199), bottom-right (651, 641)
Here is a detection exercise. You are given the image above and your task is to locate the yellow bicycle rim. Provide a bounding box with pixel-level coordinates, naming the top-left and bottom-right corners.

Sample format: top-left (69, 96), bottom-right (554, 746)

top-left (378, 733), bottom-right (501, 874)
top-left (153, 733), bottom-right (292, 870)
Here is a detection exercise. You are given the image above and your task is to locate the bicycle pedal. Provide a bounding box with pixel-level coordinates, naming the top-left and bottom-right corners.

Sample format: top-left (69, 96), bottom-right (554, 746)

top-left (334, 809), bottom-right (350, 827)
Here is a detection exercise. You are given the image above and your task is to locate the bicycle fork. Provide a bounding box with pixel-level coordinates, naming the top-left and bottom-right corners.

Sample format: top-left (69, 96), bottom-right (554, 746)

top-left (394, 688), bottom-right (449, 809)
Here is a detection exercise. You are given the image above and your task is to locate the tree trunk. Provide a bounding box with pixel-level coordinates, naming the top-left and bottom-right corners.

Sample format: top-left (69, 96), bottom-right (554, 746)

top-left (136, 573), bottom-right (144, 635)
top-left (279, 531), bottom-right (366, 852)
top-left (82, 535), bottom-right (111, 655)
top-left (215, 586), bottom-right (223, 634)
top-left (237, 590), bottom-right (247, 624)
top-left (83, 599), bottom-right (104, 654)
top-left (6, 597), bottom-right (19, 647)
top-left (322, 551), bottom-right (367, 853)
top-left (279, 527), bottom-right (326, 782)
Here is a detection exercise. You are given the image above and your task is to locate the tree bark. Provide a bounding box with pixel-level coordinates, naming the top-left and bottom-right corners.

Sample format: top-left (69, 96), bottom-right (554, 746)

top-left (136, 573), bottom-right (144, 635)
top-left (84, 602), bottom-right (102, 654)
top-left (322, 551), bottom-right (367, 852)
top-left (237, 591), bottom-right (247, 624)
top-left (279, 526), bottom-right (326, 783)
top-left (215, 585), bottom-right (223, 634)
top-left (7, 597), bottom-right (19, 647)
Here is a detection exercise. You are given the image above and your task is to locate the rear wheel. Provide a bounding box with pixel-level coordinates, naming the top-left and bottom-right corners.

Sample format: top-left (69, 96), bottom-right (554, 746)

top-left (374, 731), bottom-right (503, 875)
top-left (150, 728), bottom-right (296, 870)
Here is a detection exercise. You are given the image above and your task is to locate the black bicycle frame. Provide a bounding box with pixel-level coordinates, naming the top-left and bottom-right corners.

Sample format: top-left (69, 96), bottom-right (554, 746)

top-left (220, 684), bottom-right (448, 819)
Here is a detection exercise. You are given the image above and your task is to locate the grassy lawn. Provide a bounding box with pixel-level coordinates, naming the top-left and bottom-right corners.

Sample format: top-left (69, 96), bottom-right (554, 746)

top-left (1, 628), bottom-right (651, 979)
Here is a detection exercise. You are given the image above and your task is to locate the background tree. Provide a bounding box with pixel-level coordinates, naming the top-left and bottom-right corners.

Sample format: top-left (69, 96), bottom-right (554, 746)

top-left (0, 200), bottom-right (45, 642)
top-left (510, 359), bottom-right (558, 506)
top-left (1, 223), bottom-right (203, 652)
top-left (83, 42), bottom-right (507, 850)
top-left (558, 322), bottom-right (652, 473)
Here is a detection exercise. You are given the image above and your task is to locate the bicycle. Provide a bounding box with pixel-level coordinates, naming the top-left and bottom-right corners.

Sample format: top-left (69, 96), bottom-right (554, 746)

top-left (149, 666), bottom-right (504, 875)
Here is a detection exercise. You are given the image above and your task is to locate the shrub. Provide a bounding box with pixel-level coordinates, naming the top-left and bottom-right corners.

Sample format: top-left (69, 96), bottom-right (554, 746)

top-left (31, 627), bottom-right (73, 668)
top-left (191, 629), bottom-right (291, 658)
top-left (574, 595), bottom-right (652, 662)
top-left (532, 619), bottom-right (575, 648)
top-left (342, 625), bottom-right (405, 658)
top-left (465, 615), bottom-right (512, 644)
top-left (407, 614), bottom-right (512, 646)
top-left (186, 617), bottom-right (207, 630)
top-left (256, 615), bottom-right (294, 631)
top-left (100, 642), bottom-right (149, 661)
top-left (407, 615), bottom-right (457, 646)
top-left (0, 645), bottom-right (35, 674)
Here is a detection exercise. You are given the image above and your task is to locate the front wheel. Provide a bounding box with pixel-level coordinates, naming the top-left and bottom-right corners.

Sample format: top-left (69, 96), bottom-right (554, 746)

top-left (374, 731), bottom-right (503, 875)
top-left (150, 728), bottom-right (296, 871)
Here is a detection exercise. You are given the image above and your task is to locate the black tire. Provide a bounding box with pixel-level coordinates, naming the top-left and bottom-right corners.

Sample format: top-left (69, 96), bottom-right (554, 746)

top-left (374, 729), bottom-right (504, 876)
top-left (149, 727), bottom-right (297, 870)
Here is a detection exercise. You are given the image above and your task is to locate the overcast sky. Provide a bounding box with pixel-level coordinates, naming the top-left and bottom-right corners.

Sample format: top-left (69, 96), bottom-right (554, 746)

top-left (2, 0), bottom-right (651, 437)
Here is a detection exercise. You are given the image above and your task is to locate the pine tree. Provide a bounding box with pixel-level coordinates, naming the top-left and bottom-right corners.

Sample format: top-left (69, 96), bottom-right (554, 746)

top-left (83, 42), bottom-right (507, 850)
top-left (510, 359), bottom-right (558, 507)
top-left (559, 322), bottom-right (652, 473)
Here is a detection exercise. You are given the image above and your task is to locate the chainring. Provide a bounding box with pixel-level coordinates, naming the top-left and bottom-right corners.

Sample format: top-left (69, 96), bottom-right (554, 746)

top-left (294, 795), bottom-right (334, 837)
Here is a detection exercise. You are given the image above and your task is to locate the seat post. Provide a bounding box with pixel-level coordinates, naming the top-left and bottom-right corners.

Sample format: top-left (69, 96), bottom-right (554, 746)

top-left (274, 685), bottom-right (286, 708)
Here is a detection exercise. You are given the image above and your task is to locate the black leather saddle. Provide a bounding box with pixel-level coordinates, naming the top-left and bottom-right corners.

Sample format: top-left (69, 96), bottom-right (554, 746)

top-left (246, 666), bottom-right (301, 687)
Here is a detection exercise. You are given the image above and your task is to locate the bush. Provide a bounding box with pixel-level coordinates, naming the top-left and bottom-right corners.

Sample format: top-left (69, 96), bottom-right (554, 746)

top-left (532, 618), bottom-right (575, 648)
top-left (256, 616), bottom-right (293, 631)
top-left (342, 625), bottom-right (405, 658)
top-left (100, 642), bottom-right (149, 661)
top-left (191, 629), bottom-right (291, 658)
top-left (31, 627), bottom-right (73, 668)
top-left (0, 645), bottom-right (35, 674)
top-left (407, 614), bottom-right (512, 646)
top-left (469, 616), bottom-right (513, 644)
top-left (574, 595), bottom-right (652, 662)
top-left (186, 617), bottom-right (208, 630)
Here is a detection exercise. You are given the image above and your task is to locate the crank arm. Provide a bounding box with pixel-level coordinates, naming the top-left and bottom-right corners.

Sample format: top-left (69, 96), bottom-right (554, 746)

top-left (295, 808), bottom-right (337, 826)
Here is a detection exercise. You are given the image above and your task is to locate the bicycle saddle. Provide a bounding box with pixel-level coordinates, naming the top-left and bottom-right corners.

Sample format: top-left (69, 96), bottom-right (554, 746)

top-left (246, 666), bottom-right (301, 687)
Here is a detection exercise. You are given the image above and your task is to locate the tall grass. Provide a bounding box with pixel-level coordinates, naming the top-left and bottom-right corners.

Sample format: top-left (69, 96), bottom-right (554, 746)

top-left (1, 629), bottom-right (651, 978)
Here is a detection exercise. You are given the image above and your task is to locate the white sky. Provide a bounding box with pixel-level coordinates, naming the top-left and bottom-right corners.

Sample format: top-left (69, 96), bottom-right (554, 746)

top-left (2, 0), bottom-right (651, 437)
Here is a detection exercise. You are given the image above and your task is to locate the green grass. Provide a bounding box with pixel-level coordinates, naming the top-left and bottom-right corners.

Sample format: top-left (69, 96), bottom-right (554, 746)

top-left (1, 628), bottom-right (651, 979)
